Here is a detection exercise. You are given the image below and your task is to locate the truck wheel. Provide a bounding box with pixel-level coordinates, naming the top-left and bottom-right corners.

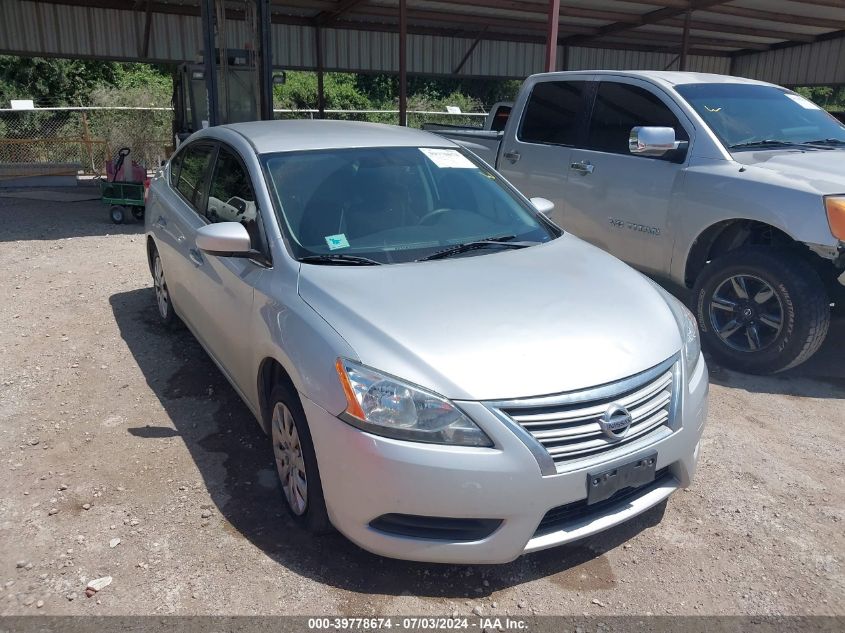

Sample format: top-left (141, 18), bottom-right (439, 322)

top-left (269, 383), bottom-right (333, 534)
top-left (692, 247), bottom-right (830, 374)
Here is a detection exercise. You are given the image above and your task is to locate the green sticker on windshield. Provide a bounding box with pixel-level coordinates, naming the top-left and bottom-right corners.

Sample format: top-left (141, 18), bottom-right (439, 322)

top-left (325, 233), bottom-right (350, 250)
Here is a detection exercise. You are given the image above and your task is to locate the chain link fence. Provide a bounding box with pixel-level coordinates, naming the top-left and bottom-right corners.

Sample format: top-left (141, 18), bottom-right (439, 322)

top-left (0, 107), bottom-right (486, 183)
top-left (0, 107), bottom-right (173, 182)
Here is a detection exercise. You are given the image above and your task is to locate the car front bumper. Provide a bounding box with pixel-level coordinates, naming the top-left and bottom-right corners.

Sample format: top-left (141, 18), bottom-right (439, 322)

top-left (303, 356), bottom-right (709, 564)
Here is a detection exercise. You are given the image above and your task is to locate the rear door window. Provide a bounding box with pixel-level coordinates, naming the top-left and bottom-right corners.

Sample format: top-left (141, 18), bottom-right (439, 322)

top-left (586, 82), bottom-right (688, 155)
top-left (518, 81), bottom-right (589, 146)
top-left (175, 144), bottom-right (214, 210)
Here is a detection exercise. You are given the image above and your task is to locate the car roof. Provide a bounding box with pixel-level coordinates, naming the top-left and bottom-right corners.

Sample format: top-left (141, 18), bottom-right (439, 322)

top-left (532, 70), bottom-right (777, 89)
top-left (201, 119), bottom-right (459, 155)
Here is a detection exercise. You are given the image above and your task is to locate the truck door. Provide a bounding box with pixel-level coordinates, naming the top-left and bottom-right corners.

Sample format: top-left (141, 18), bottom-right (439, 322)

top-left (563, 78), bottom-right (691, 276)
top-left (496, 77), bottom-right (593, 222)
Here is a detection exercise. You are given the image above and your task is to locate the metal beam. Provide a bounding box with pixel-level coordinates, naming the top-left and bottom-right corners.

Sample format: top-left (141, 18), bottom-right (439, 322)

top-left (315, 0), bottom-right (368, 25)
top-left (200, 0), bottom-right (219, 126)
top-left (544, 0), bottom-right (560, 72)
top-left (452, 28), bottom-right (487, 75)
top-left (257, 0), bottom-right (273, 121)
top-left (663, 18), bottom-right (816, 43)
top-left (140, 0), bottom-right (153, 58)
top-left (420, 0), bottom-right (643, 23)
top-left (315, 24), bottom-right (325, 118)
top-left (347, 6), bottom-right (596, 34)
top-left (398, 0), bottom-right (407, 127)
top-left (705, 5), bottom-right (845, 31)
top-left (601, 31), bottom-right (771, 50)
top-left (731, 28), bottom-right (845, 57)
top-left (565, 0), bottom-right (731, 46)
top-left (679, 9), bottom-right (690, 70)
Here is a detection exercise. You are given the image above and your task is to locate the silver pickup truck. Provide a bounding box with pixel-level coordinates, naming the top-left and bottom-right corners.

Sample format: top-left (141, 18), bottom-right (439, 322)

top-left (433, 71), bottom-right (845, 374)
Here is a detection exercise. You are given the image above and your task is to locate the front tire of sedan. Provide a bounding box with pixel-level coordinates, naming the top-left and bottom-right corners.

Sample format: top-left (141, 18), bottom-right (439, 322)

top-left (692, 247), bottom-right (830, 374)
top-left (151, 248), bottom-right (179, 329)
top-left (269, 383), bottom-right (333, 534)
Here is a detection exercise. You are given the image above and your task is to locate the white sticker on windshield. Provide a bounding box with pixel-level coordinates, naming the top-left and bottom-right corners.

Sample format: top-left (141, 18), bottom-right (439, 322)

top-left (785, 93), bottom-right (821, 110)
top-left (325, 233), bottom-right (350, 250)
top-left (419, 147), bottom-right (475, 168)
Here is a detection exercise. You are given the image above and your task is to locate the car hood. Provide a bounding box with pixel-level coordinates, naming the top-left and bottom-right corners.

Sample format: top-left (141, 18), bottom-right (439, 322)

top-left (298, 235), bottom-right (681, 401)
top-left (733, 148), bottom-right (845, 194)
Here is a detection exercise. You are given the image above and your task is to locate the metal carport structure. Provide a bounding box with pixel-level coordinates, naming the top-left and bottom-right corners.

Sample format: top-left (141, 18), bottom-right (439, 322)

top-left (1, 0), bottom-right (844, 125)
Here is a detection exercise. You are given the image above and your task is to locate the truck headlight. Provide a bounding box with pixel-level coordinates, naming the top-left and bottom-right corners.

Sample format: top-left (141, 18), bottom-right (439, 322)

top-left (824, 196), bottom-right (845, 240)
top-left (335, 359), bottom-right (493, 447)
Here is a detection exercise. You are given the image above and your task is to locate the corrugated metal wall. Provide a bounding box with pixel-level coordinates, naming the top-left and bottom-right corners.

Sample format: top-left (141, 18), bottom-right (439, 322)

top-left (732, 37), bottom-right (845, 86)
top-left (14, 0), bottom-right (826, 83)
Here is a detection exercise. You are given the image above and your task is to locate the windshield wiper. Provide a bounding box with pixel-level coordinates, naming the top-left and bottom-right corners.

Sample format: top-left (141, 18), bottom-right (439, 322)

top-left (801, 138), bottom-right (845, 147)
top-left (417, 235), bottom-right (536, 262)
top-left (299, 254), bottom-right (382, 266)
top-left (728, 140), bottom-right (799, 150)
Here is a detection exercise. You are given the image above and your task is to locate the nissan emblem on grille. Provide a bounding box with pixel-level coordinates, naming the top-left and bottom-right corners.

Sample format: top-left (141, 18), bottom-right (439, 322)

top-left (599, 403), bottom-right (633, 440)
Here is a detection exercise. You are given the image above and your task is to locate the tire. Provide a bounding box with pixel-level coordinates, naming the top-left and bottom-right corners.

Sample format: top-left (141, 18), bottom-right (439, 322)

top-left (131, 206), bottom-right (145, 221)
top-left (150, 247), bottom-right (179, 329)
top-left (269, 383), bottom-right (333, 534)
top-left (110, 205), bottom-right (125, 224)
top-left (692, 247), bottom-right (830, 374)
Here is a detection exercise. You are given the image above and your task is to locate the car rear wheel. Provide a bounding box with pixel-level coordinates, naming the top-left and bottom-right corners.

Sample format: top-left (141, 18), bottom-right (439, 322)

top-left (692, 247), bottom-right (830, 374)
top-left (269, 383), bottom-right (332, 533)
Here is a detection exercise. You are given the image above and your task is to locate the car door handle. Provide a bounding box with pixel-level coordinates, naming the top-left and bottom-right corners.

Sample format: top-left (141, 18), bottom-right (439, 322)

top-left (188, 248), bottom-right (204, 267)
top-left (570, 161), bottom-right (595, 175)
top-left (503, 150), bottom-right (521, 163)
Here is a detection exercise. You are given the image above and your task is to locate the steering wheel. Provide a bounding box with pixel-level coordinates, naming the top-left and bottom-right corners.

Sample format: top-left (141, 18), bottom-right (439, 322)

top-left (418, 207), bottom-right (452, 226)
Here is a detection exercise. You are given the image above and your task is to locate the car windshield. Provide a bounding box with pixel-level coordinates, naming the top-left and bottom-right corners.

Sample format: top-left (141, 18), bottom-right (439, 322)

top-left (262, 146), bottom-right (559, 264)
top-left (675, 83), bottom-right (845, 151)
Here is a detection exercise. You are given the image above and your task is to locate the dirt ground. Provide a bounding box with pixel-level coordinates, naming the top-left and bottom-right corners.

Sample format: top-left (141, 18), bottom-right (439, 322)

top-left (0, 188), bottom-right (843, 617)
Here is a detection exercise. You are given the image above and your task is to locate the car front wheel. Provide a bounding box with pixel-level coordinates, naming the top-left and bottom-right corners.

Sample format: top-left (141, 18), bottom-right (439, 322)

top-left (269, 383), bottom-right (332, 533)
top-left (692, 247), bottom-right (830, 374)
top-left (151, 248), bottom-right (179, 328)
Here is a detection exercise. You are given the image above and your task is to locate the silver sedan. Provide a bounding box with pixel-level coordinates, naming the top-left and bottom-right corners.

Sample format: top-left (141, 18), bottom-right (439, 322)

top-left (144, 120), bottom-right (708, 563)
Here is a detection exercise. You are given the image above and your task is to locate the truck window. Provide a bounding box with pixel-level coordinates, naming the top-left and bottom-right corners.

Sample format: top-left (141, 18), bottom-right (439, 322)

top-left (586, 82), bottom-right (688, 155)
top-left (490, 105), bottom-right (511, 132)
top-left (519, 81), bottom-right (588, 146)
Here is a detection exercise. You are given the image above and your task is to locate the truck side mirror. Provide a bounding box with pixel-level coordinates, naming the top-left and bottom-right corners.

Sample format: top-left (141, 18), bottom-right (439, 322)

top-left (629, 126), bottom-right (678, 157)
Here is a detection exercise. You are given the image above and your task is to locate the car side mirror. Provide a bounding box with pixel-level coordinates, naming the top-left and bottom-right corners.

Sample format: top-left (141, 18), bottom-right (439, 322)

top-left (196, 222), bottom-right (252, 256)
top-left (530, 197), bottom-right (555, 215)
top-left (629, 126), bottom-right (679, 157)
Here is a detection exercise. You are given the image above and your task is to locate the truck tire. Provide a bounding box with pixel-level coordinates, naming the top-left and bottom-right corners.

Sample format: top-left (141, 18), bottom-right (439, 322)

top-left (692, 247), bottom-right (830, 374)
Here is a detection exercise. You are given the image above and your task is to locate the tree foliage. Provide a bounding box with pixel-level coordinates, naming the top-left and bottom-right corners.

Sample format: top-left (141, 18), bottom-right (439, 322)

top-left (0, 56), bottom-right (172, 107)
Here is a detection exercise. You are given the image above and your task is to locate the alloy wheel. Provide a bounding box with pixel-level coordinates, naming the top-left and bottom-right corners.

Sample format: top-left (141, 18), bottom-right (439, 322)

top-left (709, 274), bottom-right (784, 352)
top-left (153, 256), bottom-right (170, 319)
top-left (272, 402), bottom-right (308, 516)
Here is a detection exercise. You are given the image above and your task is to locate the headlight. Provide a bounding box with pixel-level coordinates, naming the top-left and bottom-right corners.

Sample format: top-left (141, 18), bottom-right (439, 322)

top-left (649, 281), bottom-right (701, 374)
top-left (824, 196), bottom-right (845, 240)
top-left (677, 301), bottom-right (702, 372)
top-left (335, 359), bottom-right (493, 447)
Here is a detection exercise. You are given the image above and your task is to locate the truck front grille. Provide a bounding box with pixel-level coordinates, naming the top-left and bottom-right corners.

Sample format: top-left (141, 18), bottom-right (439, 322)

top-left (492, 356), bottom-right (678, 469)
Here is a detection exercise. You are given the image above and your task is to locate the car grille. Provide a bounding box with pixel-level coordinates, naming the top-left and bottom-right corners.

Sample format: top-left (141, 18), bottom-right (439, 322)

top-left (494, 357), bottom-right (678, 469)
